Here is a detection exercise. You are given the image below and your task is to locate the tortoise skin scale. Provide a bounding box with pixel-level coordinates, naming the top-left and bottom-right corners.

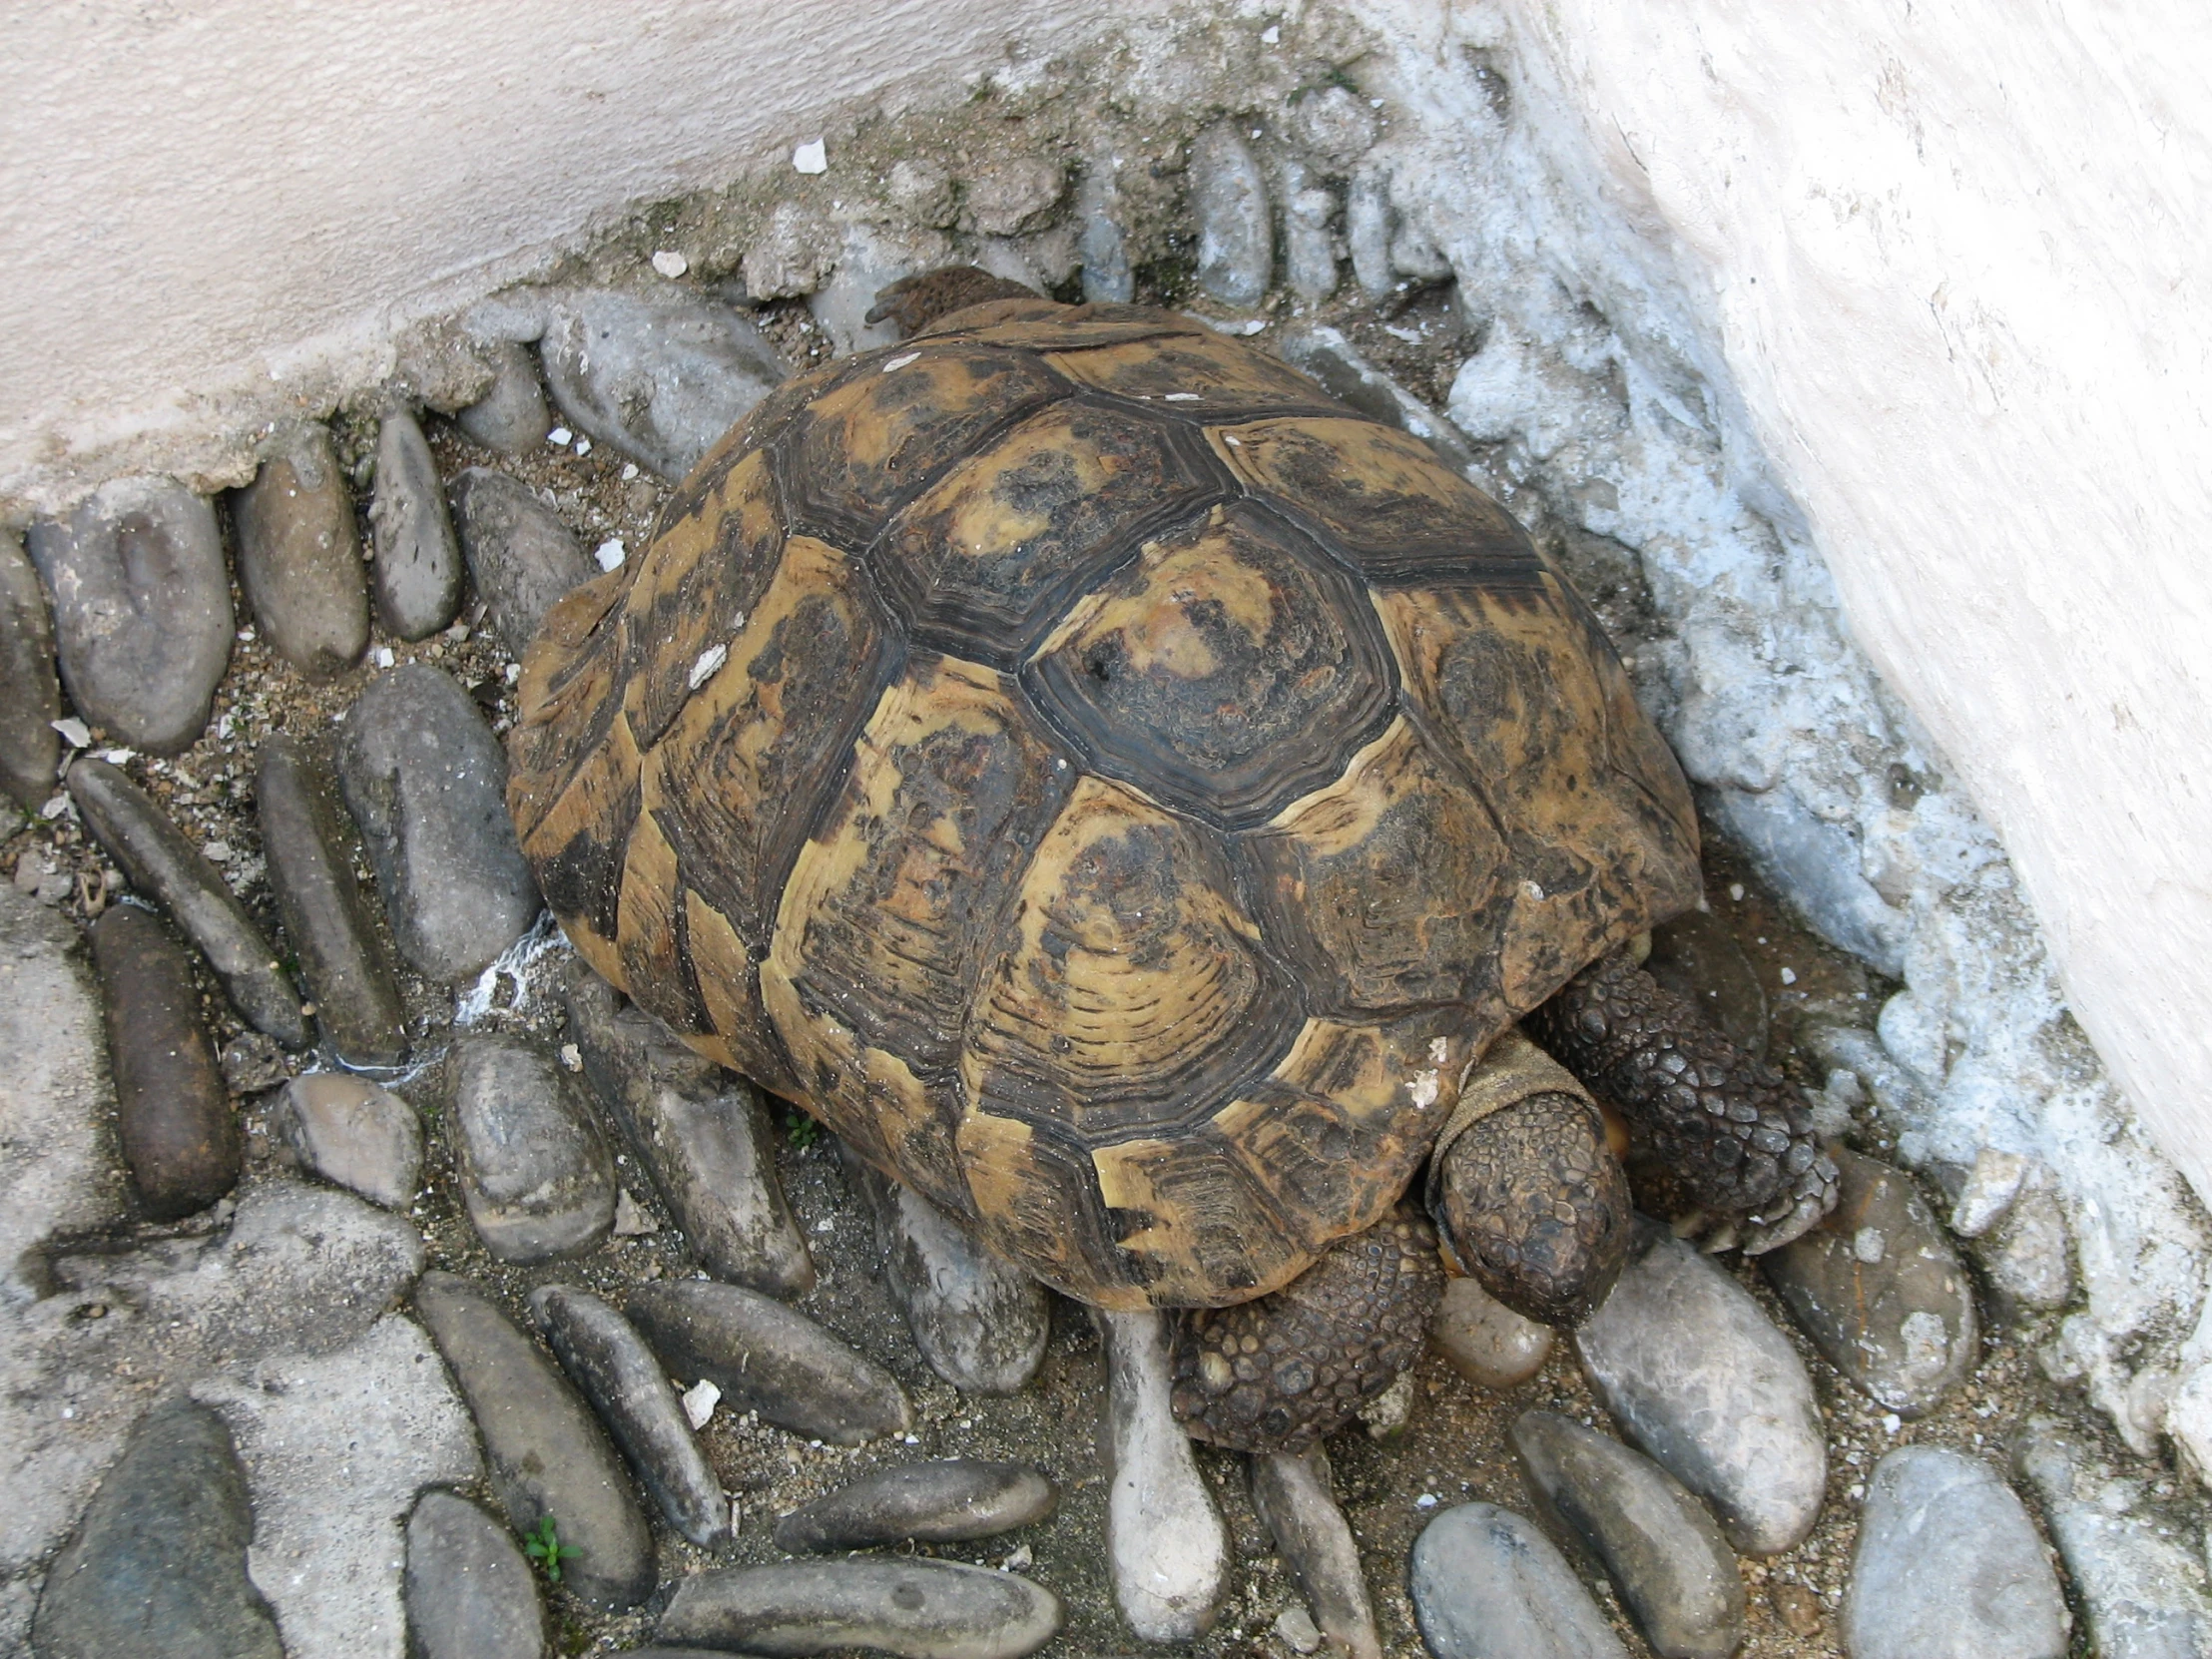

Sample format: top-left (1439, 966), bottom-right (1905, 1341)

top-left (509, 297), bottom-right (1703, 1312)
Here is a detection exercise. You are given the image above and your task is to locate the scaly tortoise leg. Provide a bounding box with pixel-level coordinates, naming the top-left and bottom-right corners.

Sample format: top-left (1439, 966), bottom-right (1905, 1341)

top-left (1524, 946), bottom-right (1840, 1254)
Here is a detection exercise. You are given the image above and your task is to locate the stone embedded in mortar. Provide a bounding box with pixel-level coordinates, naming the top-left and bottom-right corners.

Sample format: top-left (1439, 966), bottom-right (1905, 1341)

top-left (887, 158), bottom-right (956, 228)
top-left (625, 1279), bottom-right (911, 1446)
top-left (411, 1270), bottom-right (656, 1611)
top-left (1098, 1308), bottom-right (1229, 1644)
top-left (537, 286), bottom-right (786, 480)
top-left (1282, 177), bottom-right (1340, 302)
top-left (447, 466), bottom-right (593, 656)
top-left (1345, 169), bottom-right (1394, 299)
top-left (1074, 156), bottom-right (1135, 304)
top-left (842, 1145), bottom-right (1049, 1396)
top-left (257, 733), bottom-right (409, 1067)
top-left (808, 222), bottom-right (953, 356)
top-left (269, 1072), bottom-right (422, 1210)
top-left (963, 155), bottom-right (1065, 238)
top-left (30, 1397), bottom-right (282, 1659)
top-left (1287, 85), bottom-right (1380, 168)
top-left (68, 756), bottom-right (310, 1048)
top-left (455, 338), bottom-right (555, 455)
top-left (368, 403), bottom-right (465, 640)
top-left (445, 1032), bottom-right (616, 1262)
top-left (1408, 1501), bottom-right (1628, 1659)
top-left (1575, 1225), bottom-right (1826, 1554)
top-left (335, 663), bottom-right (540, 982)
top-left (1249, 1444), bottom-right (1382, 1659)
top-left (743, 200), bottom-right (838, 300)
top-left (26, 476), bottom-right (233, 754)
top-left (563, 964), bottom-right (814, 1295)
top-left (230, 422), bottom-right (370, 680)
top-left (773, 1459), bottom-right (1057, 1555)
top-left (1189, 122), bottom-right (1272, 308)
top-left (1430, 1274), bottom-right (1553, 1389)
top-left (89, 902), bottom-right (237, 1222)
top-left (528, 1283), bottom-right (733, 1550)
top-left (405, 1490), bottom-right (546, 1659)
top-left (0, 530), bottom-right (61, 811)
top-left (1763, 1146), bottom-right (1977, 1417)
top-left (658, 1559), bottom-right (1063, 1659)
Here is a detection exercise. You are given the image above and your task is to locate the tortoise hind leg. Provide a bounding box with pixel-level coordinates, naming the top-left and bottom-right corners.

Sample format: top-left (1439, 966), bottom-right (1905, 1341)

top-left (865, 267), bottom-right (1047, 337)
top-left (1525, 947), bottom-right (1840, 1252)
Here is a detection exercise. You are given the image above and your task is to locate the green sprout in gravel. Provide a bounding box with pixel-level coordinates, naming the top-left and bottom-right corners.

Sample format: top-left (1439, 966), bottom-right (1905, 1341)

top-left (785, 1108), bottom-right (821, 1150)
top-left (521, 1514), bottom-right (579, 1583)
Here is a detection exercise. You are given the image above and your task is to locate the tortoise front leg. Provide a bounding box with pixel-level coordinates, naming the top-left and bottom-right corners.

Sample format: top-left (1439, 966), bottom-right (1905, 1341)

top-left (1525, 947), bottom-right (1840, 1253)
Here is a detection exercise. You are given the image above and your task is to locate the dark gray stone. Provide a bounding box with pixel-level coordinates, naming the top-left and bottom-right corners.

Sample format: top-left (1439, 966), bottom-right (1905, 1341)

top-left (528, 1284), bottom-right (732, 1548)
top-left (1509, 1410), bottom-right (1744, 1659)
top-left (843, 1148), bottom-right (1047, 1395)
top-left (0, 530), bottom-right (60, 811)
top-left (625, 1280), bottom-right (910, 1445)
top-left (89, 903), bottom-right (237, 1221)
top-left (336, 664), bottom-right (539, 981)
top-left (1644, 907), bottom-right (1768, 1058)
top-left (1764, 1147), bottom-right (1976, 1416)
top-left (1575, 1226), bottom-right (1825, 1555)
top-left (1189, 124), bottom-right (1272, 308)
top-left (230, 423), bottom-right (369, 679)
top-left (658, 1559), bottom-right (1062, 1659)
top-left (775, 1460), bottom-right (1057, 1555)
top-left (1845, 1446), bottom-right (2065, 1659)
top-left (26, 476), bottom-right (233, 754)
top-left (1250, 1446), bottom-right (1382, 1659)
top-left (1098, 1309), bottom-right (1227, 1644)
top-left (1277, 323), bottom-right (1480, 474)
top-left (446, 1033), bottom-right (615, 1262)
top-left (404, 1489), bottom-right (545, 1659)
top-left (256, 735), bottom-right (408, 1066)
top-left (537, 287), bottom-right (787, 480)
top-left (270, 1072), bottom-right (421, 1209)
top-left (1408, 1502), bottom-right (1628, 1659)
top-left (367, 405), bottom-right (464, 640)
top-left (448, 468), bottom-right (592, 656)
top-left (68, 757), bottom-right (309, 1047)
top-left (411, 1271), bottom-right (655, 1610)
top-left (564, 965), bottom-right (813, 1295)
top-left (31, 1397), bottom-right (282, 1659)
top-left (455, 339), bottom-right (554, 454)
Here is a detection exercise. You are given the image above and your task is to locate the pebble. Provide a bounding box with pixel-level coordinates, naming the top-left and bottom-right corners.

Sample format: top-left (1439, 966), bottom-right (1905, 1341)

top-left (1293, 85), bottom-right (1381, 162)
top-left (68, 756), bottom-right (310, 1047)
top-left (1098, 1309), bottom-right (1229, 1643)
top-left (447, 466), bottom-right (594, 656)
top-left (367, 404), bottom-right (465, 640)
top-left (774, 1460), bottom-right (1058, 1555)
top-left (536, 287), bottom-right (787, 480)
top-left (1275, 1603), bottom-right (1325, 1654)
top-left (964, 155), bottom-right (1065, 237)
top-left (230, 423), bottom-right (370, 679)
top-left (0, 530), bottom-right (61, 810)
top-left (1188, 123), bottom-right (1273, 308)
top-left (2015, 1416), bottom-right (2212, 1659)
top-left (1250, 1445), bottom-right (1382, 1659)
top-left (1509, 1410), bottom-right (1744, 1659)
top-left (625, 1279), bottom-right (912, 1445)
top-left (30, 1397), bottom-right (282, 1659)
top-left (1644, 906), bottom-right (1768, 1058)
top-left (89, 903), bottom-right (237, 1221)
top-left (1346, 169), bottom-right (1395, 299)
top-left (335, 664), bottom-right (540, 981)
top-left (1408, 1502), bottom-right (1628, 1659)
top-left (565, 964), bottom-right (814, 1294)
top-left (1763, 1147), bottom-right (1976, 1416)
top-left (1844, 1445), bottom-right (2065, 1659)
top-left (1075, 159), bottom-right (1136, 304)
top-left (744, 200), bottom-right (839, 300)
top-left (455, 338), bottom-right (555, 454)
top-left (888, 158), bottom-right (957, 227)
top-left (256, 734), bottom-right (408, 1066)
top-left (843, 1147), bottom-right (1049, 1394)
top-left (269, 1072), bottom-right (422, 1209)
top-left (1968, 1170), bottom-right (2073, 1312)
top-left (445, 1033), bottom-right (616, 1261)
top-left (411, 1270), bottom-right (656, 1610)
top-left (1277, 323), bottom-right (1481, 474)
top-left (658, 1559), bottom-right (1063, 1659)
top-left (1430, 1275), bottom-right (1554, 1389)
top-left (1574, 1225), bottom-right (1825, 1554)
top-left (528, 1284), bottom-right (732, 1548)
top-left (26, 476), bottom-right (233, 753)
top-left (404, 1489), bottom-right (546, 1659)
top-left (1283, 179), bottom-right (1340, 302)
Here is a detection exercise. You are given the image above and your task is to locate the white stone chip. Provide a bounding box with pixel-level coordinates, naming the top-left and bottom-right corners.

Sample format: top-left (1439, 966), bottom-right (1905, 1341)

top-left (99, 749), bottom-right (134, 765)
top-left (49, 717), bottom-right (91, 749)
top-left (688, 643), bottom-right (728, 689)
top-left (652, 249), bottom-right (690, 278)
top-left (374, 646), bottom-right (395, 668)
top-left (881, 352), bottom-right (920, 372)
top-left (547, 425), bottom-right (573, 445)
top-left (595, 537), bottom-right (627, 572)
top-left (1779, 965), bottom-right (1798, 984)
top-left (1261, 23), bottom-right (1282, 44)
top-left (612, 1187), bottom-right (659, 1237)
top-left (793, 138), bottom-right (828, 174)
top-left (681, 1378), bottom-right (721, 1429)
top-left (39, 796), bottom-right (68, 819)
top-left (1001, 1543), bottom-right (1033, 1572)
top-left (1950, 1147), bottom-right (2029, 1238)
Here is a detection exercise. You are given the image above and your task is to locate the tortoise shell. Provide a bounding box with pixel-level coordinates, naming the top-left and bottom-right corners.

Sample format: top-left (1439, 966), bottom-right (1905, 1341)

top-left (508, 298), bottom-right (1700, 1311)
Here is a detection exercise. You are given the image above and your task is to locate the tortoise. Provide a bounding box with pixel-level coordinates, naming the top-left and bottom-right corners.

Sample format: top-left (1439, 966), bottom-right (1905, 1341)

top-left (507, 267), bottom-right (1839, 1452)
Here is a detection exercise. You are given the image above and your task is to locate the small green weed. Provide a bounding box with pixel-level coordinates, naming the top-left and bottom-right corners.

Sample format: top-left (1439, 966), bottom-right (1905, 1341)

top-left (521, 1514), bottom-right (579, 1583)
top-left (785, 1109), bottom-right (821, 1150)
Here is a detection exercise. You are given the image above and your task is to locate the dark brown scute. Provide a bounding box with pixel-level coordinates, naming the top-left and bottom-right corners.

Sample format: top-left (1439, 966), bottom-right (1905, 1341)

top-left (1024, 499), bottom-right (1398, 830)
top-left (1044, 329), bottom-right (1343, 418)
